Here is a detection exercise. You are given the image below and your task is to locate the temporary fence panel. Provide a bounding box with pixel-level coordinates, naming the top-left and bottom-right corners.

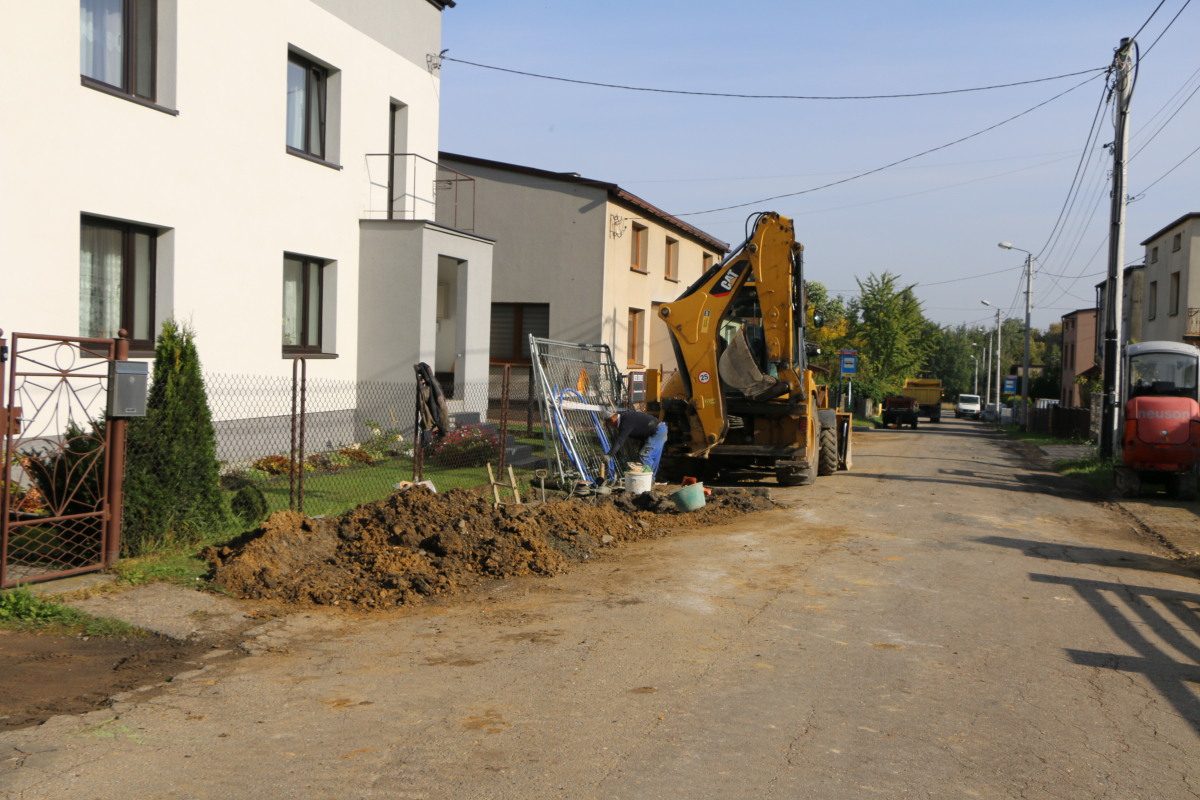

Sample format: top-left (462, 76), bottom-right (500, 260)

top-left (528, 337), bottom-right (633, 485)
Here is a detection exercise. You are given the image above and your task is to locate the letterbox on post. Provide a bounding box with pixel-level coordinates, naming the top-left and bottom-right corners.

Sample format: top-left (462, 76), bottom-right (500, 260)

top-left (108, 361), bottom-right (149, 417)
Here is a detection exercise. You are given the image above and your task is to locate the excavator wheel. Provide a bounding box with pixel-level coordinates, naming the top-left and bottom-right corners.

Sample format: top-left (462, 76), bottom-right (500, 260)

top-left (776, 462), bottom-right (815, 487)
top-left (818, 427), bottom-right (837, 477)
top-left (1114, 466), bottom-right (1142, 498)
top-left (1169, 468), bottom-right (1198, 501)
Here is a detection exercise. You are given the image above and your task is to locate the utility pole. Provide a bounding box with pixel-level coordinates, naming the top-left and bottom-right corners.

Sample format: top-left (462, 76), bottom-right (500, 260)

top-left (995, 308), bottom-right (1002, 416)
top-left (1021, 252), bottom-right (1032, 430)
top-left (1100, 37), bottom-right (1133, 458)
top-left (984, 335), bottom-right (992, 407)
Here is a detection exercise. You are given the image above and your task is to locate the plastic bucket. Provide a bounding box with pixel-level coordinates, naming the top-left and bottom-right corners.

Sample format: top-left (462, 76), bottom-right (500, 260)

top-left (625, 471), bottom-right (654, 495)
top-left (670, 482), bottom-right (706, 512)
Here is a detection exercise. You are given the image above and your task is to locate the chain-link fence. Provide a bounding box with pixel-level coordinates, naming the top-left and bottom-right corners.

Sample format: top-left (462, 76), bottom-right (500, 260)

top-left (122, 371), bottom-right (550, 522)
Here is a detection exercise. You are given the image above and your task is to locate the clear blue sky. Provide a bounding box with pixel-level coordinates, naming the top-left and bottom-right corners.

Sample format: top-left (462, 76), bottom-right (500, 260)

top-left (439, 1), bottom-right (1199, 332)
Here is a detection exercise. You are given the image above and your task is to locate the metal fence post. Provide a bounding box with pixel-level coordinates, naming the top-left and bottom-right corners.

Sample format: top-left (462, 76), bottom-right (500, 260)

top-left (104, 331), bottom-right (129, 566)
top-left (498, 365), bottom-right (511, 475)
top-left (289, 357), bottom-right (307, 512)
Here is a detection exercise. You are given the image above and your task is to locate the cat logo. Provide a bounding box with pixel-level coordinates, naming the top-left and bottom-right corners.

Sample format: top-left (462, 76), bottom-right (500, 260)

top-left (712, 260), bottom-right (748, 297)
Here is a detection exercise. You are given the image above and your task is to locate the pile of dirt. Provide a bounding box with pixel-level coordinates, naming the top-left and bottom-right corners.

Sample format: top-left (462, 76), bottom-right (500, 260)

top-left (203, 486), bottom-right (775, 610)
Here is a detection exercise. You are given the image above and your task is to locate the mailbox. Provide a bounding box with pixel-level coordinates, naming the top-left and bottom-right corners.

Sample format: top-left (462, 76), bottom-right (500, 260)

top-left (108, 361), bottom-right (149, 417)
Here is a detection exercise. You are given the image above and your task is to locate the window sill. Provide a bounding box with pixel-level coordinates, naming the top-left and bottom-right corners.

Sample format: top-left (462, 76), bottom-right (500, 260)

top-left (628, 364), bottom-right (645, 370)
top-left (630, 268), bottom-right (648, 275)
top-left (665, 276), bottom-right (679, 283)
top-left (286, 147), bottom-right (343, 171)
top-left (283, 352), bottom-right (339, 359)
top-left (81, 76), bottom-right (179, 116)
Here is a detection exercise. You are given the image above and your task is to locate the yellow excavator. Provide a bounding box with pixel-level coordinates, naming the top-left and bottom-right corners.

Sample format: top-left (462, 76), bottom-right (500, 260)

top-left (646, 211), bottom-right (852, 486)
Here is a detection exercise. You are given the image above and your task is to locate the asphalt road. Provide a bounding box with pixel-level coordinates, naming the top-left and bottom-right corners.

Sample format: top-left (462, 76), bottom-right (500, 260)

top-left (5, 417), bottom-right (1200, 799)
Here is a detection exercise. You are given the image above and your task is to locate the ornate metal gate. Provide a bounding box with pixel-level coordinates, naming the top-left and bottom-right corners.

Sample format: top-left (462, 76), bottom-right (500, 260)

top-left (1, 330), bottom-right (129, 588)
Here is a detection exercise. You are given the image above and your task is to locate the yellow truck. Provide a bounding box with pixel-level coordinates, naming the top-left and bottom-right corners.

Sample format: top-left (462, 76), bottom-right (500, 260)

top-left (902, 378), bottom-right (943, 423)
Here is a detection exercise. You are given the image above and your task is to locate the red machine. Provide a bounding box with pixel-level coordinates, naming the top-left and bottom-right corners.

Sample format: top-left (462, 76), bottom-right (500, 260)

top-left (1115, 341), bottom-right (1200, 500)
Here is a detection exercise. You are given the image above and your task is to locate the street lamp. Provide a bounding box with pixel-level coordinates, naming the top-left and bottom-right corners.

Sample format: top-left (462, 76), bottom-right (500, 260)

top-left (999, 242), bottom-right (1034, 431)
top-left (970, 354), bottom-right (978, 395)
top-left (982, 301), bottom-right (1001, 420)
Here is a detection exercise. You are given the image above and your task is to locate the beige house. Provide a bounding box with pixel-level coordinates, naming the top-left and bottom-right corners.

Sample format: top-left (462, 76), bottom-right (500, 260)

top-left (437, 153), bottom-right (728, 377)
top-left (1141, 212), bottom-right (1200, 345)
top-left (1060, 308), bottom-right (1097, 407)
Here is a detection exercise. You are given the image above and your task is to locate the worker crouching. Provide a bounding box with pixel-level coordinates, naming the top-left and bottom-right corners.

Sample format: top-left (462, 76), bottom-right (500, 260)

top-left (605, 409), bottom-right (668, 477)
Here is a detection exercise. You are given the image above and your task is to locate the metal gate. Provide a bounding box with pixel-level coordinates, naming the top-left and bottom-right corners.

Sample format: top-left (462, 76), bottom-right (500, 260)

top-left (1, 331), bottom-right (128, 588)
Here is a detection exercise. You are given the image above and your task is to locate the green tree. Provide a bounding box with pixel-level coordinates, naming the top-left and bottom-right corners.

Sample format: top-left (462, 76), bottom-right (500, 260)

top-left (852, 272), bottom-right (930, 400)
top-left (122, 320), bottom-right (230, 554)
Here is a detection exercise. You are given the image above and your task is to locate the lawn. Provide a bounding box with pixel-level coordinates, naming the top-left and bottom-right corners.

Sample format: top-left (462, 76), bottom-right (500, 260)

top-left (1053, 456), bottom-right (1114, 494)
top-left (995, 423), bottom-right (1094, 448)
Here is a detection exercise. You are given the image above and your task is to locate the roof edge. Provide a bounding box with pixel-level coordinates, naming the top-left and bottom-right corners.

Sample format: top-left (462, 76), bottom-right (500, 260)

top-left (1140, 212), bottom-right (1200, 246)
top-left (439, 151), bottom-right (730, 253)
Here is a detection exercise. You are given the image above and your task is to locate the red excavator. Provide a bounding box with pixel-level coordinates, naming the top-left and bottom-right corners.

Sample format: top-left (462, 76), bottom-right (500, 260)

top-left (1114, 341), bottom-right (1200, 500)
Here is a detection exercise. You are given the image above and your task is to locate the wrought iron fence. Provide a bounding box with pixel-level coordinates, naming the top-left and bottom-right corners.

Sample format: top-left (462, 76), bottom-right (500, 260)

top-left (1027, 405), bottom-right (1092, 441)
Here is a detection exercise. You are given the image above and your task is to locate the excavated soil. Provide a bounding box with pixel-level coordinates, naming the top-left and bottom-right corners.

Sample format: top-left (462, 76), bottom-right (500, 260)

top-left (204, 487), bottom-right (776, 610)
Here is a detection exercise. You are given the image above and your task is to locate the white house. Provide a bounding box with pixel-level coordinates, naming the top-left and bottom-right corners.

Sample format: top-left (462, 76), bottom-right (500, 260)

top-left (2, 0), bottom-right (493, 390)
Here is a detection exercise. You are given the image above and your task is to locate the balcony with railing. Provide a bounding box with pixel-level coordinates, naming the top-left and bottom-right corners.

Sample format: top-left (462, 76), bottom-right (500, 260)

top-left (1186, 308), bottom-right (1200, 341)
top-left (363, 153), bottom-right (475, 233)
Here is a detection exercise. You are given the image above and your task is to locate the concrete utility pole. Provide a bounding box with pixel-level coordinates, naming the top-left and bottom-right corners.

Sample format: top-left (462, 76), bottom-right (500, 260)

top-left (1100, 37), bottom-right (1133, 458)
top-left (982, 301), bottom-right (1002, 419)
top-left (999, 244), bottom-right (1034, 430)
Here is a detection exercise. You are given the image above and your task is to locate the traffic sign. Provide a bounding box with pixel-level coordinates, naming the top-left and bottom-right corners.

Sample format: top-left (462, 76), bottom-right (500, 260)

top-left (1003, 375), bottom-right (1018, 393)
top-left (840, 354), bottom-right (858, 376)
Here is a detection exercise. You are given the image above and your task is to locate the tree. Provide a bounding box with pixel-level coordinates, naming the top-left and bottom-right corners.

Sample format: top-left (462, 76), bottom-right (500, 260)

top-left (122, 319), bottom-right (230, 554)
top-left (852, 272), bottom-right (930, 399)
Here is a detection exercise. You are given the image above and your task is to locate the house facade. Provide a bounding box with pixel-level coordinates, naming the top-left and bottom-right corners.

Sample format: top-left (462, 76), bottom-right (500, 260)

top-left (3, 0), bottom-right (492, 391)
top-left (1141, 212), bottom-right (1200, 345)
top-left (1060, 308), bottom-right (1097, 407)
top-left (436, 153), bottom-right (728, 378)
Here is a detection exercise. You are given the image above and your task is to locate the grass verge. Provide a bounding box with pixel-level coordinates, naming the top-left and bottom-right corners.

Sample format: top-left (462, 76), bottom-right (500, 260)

top-left (996, 424), bottom-right (1094, 448)
top-left (1053, 456), bottom-right (1114, 494)
top-left (0, 585), bottom-right (145, 637)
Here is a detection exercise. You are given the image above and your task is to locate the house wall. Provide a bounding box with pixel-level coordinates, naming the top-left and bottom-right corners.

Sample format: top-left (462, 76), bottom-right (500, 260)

top-left (435, 158), bottom-right (611, 347)
top-left (357, 221), bottom-right (493, 385)
top-left (1060, 309), bottom-right (1097, 407)
top-left (601, 199), bottom-right (722, 370)
top-left (1122, 265), bottom-right (1144, 344)
top-left (1142, 216), bottom-right (1200, 343)
top-left (1, 0), bottom-right (442, 385)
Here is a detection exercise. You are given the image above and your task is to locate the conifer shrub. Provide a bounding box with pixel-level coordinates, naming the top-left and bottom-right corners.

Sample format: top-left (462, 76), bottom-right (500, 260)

top-left (121, 320), bottom-right (231, 554)
top-left (230, 483), bottom-right (269, 524)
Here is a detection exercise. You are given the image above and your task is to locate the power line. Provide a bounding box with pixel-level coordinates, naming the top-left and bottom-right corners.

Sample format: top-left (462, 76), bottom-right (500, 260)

top-left (1129, 79), bottom-right (1200, 161)
top-left (917, 266), bottom-right (1024, 288)
top-left (1137, 140), bottom-right (1200, 192)
top-left (675, 73), bottom-right (1105, 216)
top-left (443, 56), bottom-right (1104, 101)
top-left (1141, 0), bottom-right (1193, 57)
top-left (1132, 0), bottom-right (1169, 41)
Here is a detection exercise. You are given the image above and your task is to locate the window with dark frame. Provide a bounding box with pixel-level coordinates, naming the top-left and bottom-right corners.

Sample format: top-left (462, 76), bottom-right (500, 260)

top-left (80, 0), bottom-right (156, 101)
top-left (1173, 232), bottom-right (1183, 252)
top-left (703, 252), bottom-right (715, 272)
top-left (1169, 272), bottom-right (1180, 316)
top-left (630, 223), bottom-right (647, 273)
top-left (1151, 246), bottom-right (1158, 263)
top-left (282, 255), bottom-right (324, 353)
top-left (490, 303), bottom-right (549, 363)
top-left (1149, 281), bottom-right (1157, 320)
top-left (80, 216), bottom-right (156, 352)
top-left (287, 53), bottom-right (327, 160)
top-left (665, 237), bottom-right (679, 281)
top-left (628, 308), bottom-right (644, 367)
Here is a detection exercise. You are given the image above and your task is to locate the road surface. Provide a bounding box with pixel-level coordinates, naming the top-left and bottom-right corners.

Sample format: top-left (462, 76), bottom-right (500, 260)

top-left (4, 417), bottom-right (1199, 799)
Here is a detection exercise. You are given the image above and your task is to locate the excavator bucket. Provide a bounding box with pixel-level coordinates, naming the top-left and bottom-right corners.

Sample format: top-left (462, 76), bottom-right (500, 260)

top-left (717, 328), bottom-right (788, 402)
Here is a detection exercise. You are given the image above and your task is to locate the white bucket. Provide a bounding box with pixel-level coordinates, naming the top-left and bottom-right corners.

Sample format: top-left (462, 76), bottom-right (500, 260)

top-left (625, 471), bottom-right (654, 495)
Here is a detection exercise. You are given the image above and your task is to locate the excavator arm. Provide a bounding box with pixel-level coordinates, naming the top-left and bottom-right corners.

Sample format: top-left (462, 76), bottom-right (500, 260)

top-left (657, 212), bottom-right (812, 455)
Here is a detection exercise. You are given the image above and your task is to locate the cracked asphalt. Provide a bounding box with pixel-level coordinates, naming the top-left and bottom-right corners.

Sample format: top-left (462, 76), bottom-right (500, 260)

top-left (4, 416), bottom-right (1200, 799)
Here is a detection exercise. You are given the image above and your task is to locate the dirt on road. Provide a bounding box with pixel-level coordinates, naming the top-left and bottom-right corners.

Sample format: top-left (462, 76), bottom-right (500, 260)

top-left (0, 631), bottom-right (218, 730)
top-left (204, 486), bottom-right (775, 610)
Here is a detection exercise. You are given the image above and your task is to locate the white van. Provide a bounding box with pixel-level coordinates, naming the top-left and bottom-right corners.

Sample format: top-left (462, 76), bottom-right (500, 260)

top-left (955, 394), bottom-right (982, 419)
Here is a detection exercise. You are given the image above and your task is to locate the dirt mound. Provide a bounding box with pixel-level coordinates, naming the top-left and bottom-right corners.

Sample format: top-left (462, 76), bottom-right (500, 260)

top-left (204, 486), bottom-right (775, 610)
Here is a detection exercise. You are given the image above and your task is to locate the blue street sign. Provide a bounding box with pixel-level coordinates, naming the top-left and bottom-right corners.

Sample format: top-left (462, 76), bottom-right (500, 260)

top-left (840, 354), bottom-right (858, 376)
top-left (1003, 375), bottom-right (1018, 393)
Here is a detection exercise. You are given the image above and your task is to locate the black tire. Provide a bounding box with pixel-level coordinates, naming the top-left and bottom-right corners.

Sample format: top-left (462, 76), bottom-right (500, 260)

top-left (1170, 469), bottom-right (1198, 501)
top-left (910, 419), bottom-right (919, 429)
top-left (776, 463), bottom-right (815, 487)
top-left (818, 427), bottom-right (837, 477)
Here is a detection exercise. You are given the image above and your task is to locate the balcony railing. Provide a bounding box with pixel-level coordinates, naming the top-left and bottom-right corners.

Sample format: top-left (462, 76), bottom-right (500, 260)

top-left (1186, 308), bottom-right (1200, 340)
top-left (363, 153), bottom-right (475, 232)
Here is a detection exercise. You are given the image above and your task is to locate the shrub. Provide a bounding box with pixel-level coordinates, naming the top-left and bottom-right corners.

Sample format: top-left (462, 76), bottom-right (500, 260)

top-left (430, 424), bottom-right (501, 468)
top-left (230, 484), bottom-right (269, 524)
top-left (122, 319), bottom-right (231, 554)
top-left (360, 419), bottom-right (405, 460)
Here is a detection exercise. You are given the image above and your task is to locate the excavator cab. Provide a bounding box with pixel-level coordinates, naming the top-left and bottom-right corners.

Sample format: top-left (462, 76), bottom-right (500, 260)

top-left (1115, 341), bottom-right (1200, 499)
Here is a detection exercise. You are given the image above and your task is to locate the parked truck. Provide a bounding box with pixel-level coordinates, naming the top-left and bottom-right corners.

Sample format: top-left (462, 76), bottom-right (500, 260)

top-left (881, 396), bottom-right (920, 429)
top-left (902, 378), bottom-right (942, 422)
